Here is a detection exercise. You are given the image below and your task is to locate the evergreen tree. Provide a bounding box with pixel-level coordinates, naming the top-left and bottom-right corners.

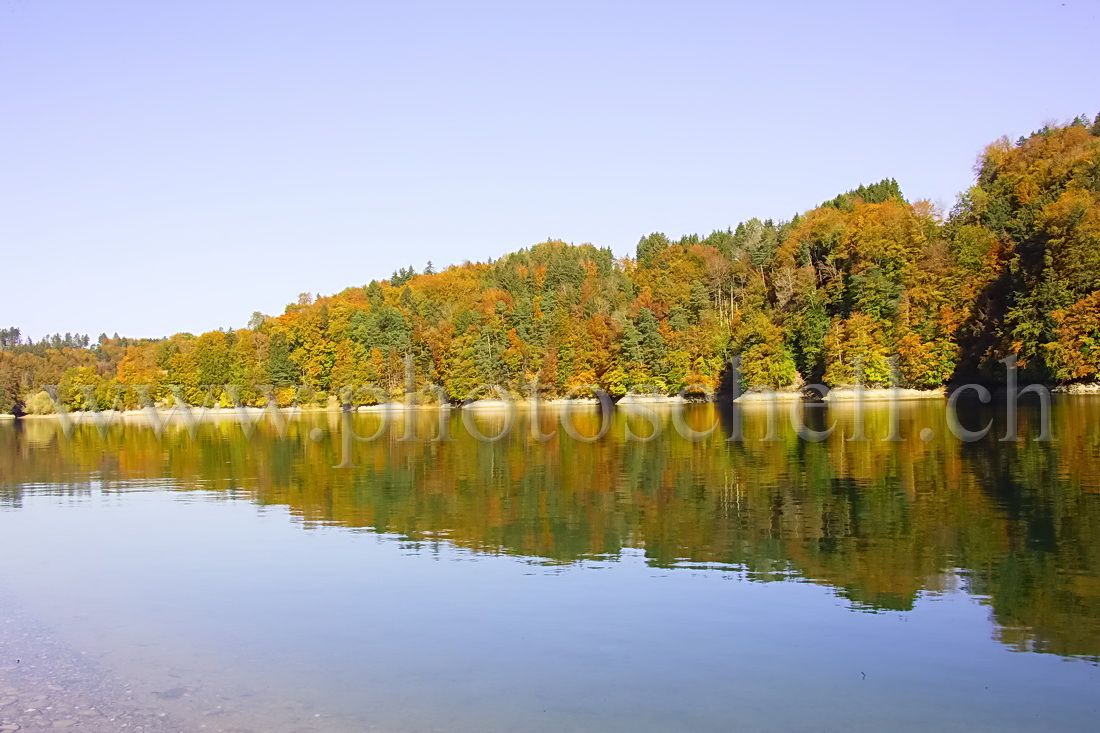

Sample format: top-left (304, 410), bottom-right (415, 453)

top-left (635, 308), bottom-right (664, 368)
top-left (267, 333), bottom-right (298, 387)
top-left (636, 232), bottom-right (671, 267)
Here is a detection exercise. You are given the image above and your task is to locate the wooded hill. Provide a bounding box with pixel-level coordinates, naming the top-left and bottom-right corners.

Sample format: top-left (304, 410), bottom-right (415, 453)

top-left (3, 114), bottom-right (1100, 412)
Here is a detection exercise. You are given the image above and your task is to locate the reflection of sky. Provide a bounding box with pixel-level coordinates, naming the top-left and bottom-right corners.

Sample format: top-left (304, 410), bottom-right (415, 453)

top-left (1, 488), bottom-right (1097, 732)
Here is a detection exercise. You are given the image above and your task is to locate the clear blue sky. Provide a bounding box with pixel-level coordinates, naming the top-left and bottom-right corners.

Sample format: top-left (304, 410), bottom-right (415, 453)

top-left (2, 0), bottom-right (1097, 340)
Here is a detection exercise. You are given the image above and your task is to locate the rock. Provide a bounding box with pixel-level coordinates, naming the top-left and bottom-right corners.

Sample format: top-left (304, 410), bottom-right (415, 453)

top-left (154, 688), bottom-right (187, 701)
top-left (52, 721), bottom-right (78, 729)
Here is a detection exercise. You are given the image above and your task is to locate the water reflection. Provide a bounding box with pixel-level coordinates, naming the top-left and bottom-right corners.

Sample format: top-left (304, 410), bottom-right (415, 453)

top-left (1, 398), bottom-right (1099, 662)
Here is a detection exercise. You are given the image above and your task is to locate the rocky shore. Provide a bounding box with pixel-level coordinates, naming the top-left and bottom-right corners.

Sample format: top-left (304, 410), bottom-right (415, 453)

top-left (0, 592), bottom-right (366, 733)
top-left (0, 608), bottom-right (183, 733)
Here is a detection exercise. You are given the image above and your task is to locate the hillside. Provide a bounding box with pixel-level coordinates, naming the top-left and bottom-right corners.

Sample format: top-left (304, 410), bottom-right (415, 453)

top-left (3, 114), bottom-right (1100, 413)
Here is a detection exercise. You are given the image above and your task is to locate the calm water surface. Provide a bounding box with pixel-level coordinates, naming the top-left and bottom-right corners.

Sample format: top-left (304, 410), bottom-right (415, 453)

top-left (1, 400), bottom-right (1099, 731)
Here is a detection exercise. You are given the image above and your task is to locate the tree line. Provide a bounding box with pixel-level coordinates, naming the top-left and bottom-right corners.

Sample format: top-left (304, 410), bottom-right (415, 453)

top-left (3, 114), bottom-right (1100, 414)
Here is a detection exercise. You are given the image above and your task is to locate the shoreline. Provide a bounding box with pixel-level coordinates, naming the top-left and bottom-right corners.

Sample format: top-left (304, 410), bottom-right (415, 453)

top-left (7, 382), bottom-right (1100, 420)
top-left (822, 387), bottom-right (946, 402)
top-left (1052, 383), bottom-right (1100, 394)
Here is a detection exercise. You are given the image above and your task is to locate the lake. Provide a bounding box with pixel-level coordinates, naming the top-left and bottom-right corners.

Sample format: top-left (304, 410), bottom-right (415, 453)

top-left (1, 398), bottom-right (1098, 731)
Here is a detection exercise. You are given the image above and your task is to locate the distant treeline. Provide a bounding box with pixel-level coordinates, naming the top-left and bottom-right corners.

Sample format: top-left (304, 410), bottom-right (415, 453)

top-left (3, 114), bottom-right (1100, 414)
top-left (0, 328), bottom-right (93, 353)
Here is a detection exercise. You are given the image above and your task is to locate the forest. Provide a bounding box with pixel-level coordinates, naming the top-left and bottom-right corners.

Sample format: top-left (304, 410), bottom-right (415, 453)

top-left (2, 115), bottom-right (1100, 414)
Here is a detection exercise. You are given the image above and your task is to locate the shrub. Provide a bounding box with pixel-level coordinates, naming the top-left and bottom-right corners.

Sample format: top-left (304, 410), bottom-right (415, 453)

top-left (24, 390), bottom-right (56, 415)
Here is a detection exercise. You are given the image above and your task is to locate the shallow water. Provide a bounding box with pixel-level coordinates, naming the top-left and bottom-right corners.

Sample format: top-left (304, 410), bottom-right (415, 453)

top-left (1, 399), bottom-right (1099, 731)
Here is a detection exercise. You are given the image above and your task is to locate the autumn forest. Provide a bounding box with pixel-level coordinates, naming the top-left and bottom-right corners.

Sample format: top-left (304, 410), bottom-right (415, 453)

top-left (3, 115), bottom-right (1100, 414)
